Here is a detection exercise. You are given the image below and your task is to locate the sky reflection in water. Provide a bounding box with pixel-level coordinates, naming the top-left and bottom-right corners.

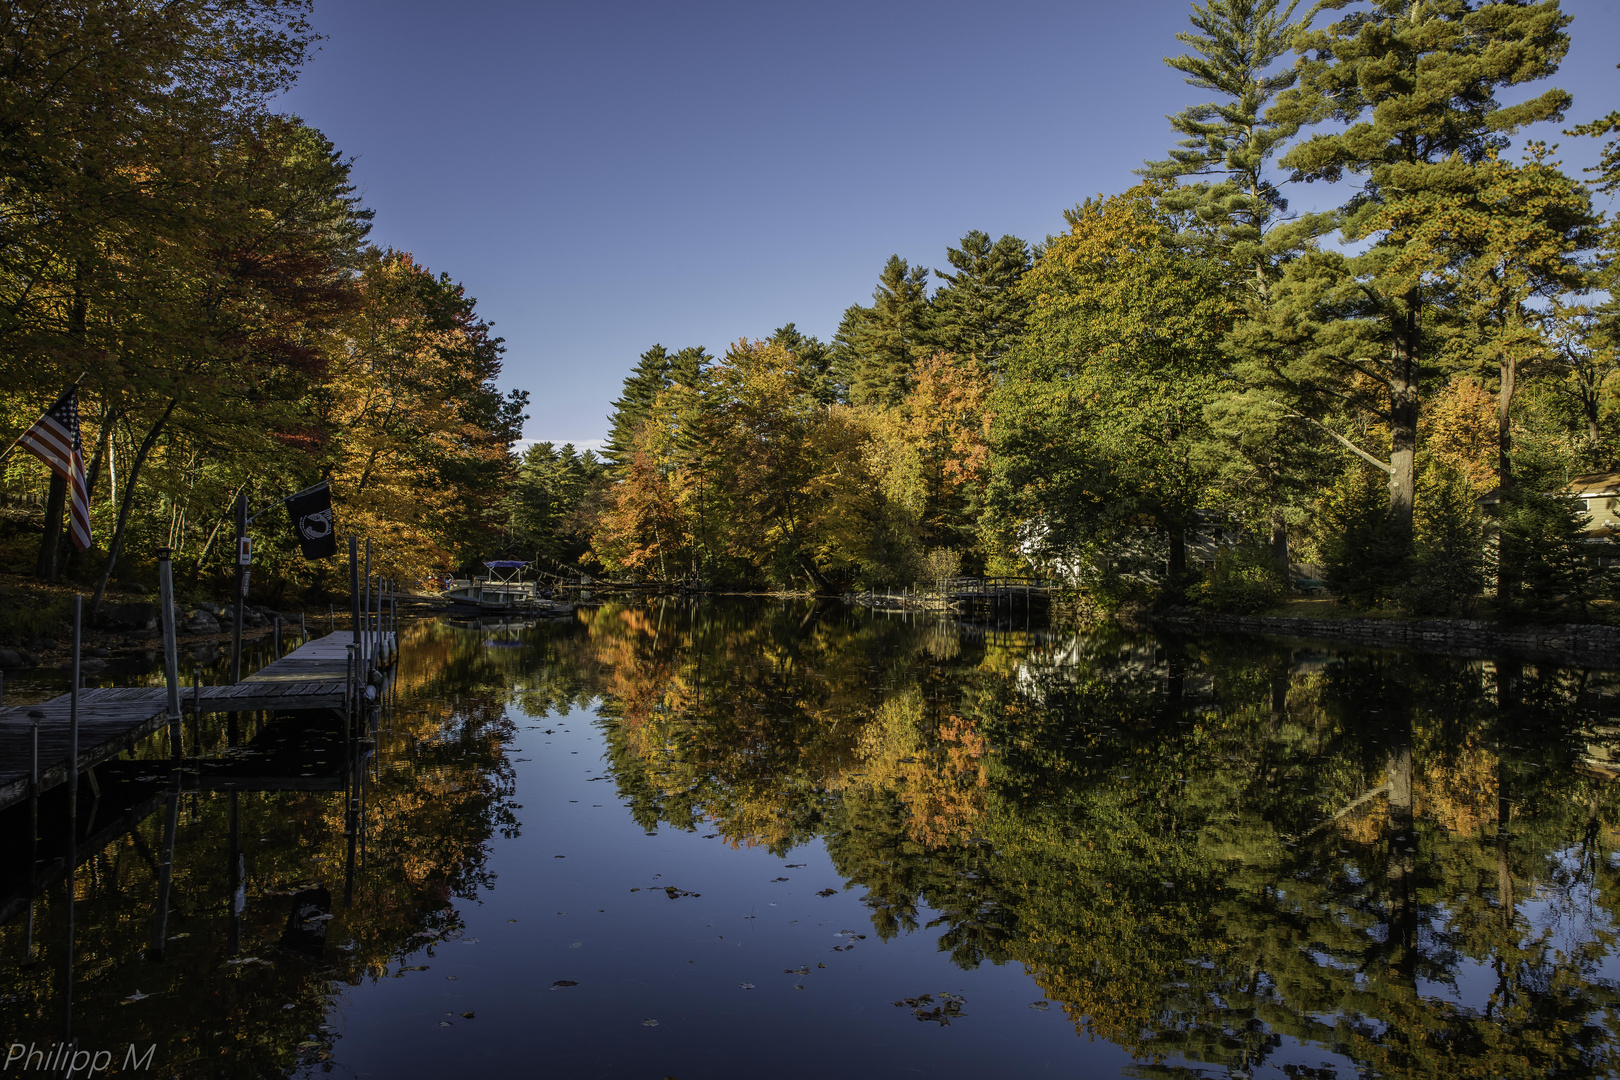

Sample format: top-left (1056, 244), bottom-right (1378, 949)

top-left (3, 599), bottom-right (1619, 1079)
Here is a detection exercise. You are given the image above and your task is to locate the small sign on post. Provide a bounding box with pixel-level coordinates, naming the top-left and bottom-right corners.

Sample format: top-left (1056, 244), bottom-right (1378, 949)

top-left (238, 537), bottom-right (252, 565)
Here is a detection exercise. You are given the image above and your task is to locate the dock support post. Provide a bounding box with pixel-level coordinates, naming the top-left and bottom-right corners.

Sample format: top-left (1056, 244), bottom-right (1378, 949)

top-left (25, 709), bottom-right (40, 962)
top-left (157, 551), bottom-right (181, 755)
top-left (362, 542), bottom-right (372, 671)
top-left (69, 595), bottom-right (81, 820)
top-left (300, 611), bottom-right (307, 645)
top-left (273, 616), bottom-right (280, 658)
top-left (230, 493), bottom-right (247, 684)
top-left (348, 538), bottom-right (360, 655)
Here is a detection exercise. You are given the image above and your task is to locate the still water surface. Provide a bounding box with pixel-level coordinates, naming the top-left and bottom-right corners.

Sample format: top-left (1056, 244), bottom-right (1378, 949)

top-left (3, 600), bottom-right (1620, 1078)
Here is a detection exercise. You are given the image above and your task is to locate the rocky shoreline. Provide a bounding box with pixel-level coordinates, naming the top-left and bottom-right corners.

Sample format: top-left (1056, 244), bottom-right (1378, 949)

top-left (1154, 607), bottom-right (1620, 666)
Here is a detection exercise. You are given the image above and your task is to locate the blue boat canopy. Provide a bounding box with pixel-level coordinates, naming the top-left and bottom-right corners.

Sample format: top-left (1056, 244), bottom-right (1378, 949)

top-left (483, 560), bottom-right (529, 569)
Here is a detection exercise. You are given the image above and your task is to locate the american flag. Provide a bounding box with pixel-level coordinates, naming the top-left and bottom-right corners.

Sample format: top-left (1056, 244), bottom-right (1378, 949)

top-left (15, 386), bottom-right (91, 551)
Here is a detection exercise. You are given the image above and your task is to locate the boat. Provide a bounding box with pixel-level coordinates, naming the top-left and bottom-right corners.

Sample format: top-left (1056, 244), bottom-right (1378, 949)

top-left (443, 560), bottom-right (538, 610)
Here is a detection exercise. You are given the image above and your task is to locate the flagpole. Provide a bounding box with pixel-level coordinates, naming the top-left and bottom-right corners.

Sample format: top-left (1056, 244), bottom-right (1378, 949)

top-left (246, 478), bottom-right (331, 525)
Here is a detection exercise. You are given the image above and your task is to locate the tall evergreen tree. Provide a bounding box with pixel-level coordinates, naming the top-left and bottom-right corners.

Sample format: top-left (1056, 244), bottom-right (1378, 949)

top-left (832, 255), bottom-right (933, 408)
top-left (1269, 0), bottom-right (1573, 539)
top-left (771, 323), bottom-right (842, 404)
top-left (930, 231), bottom-right (1032, 372)
top-left (1143, 0), bottom-right (1328, 565)
top-left (603, 344), bottom-right (710, 468)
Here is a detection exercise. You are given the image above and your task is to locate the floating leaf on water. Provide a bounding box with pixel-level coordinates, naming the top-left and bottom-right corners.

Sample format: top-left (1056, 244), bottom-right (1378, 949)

top-left (296, 1041), bottom-right (321, 1052)
top-left (399, 965), bottom-right (429, 972)
top-left (817, 963), bottom-right (825, 968)
top-left (630, 888), bottom-right (640, 892)
top-left (816, 889), bottom-right (837, 897)
top-left (641, 1019), bottom-right (659, 1027)
top-left (740, 983), bottom-right (755, 990)
top-left (703, 834), bottom-right (717, 839)
top-left (460, 1012), bottom-right (475, 1019)
top-left (438, 1021), bottom-right (451, 1027)
top-left (282, 1003), bottom-right (295, 1010)
top-left (442, 931), bottom-right (463, 941)
top-left (553, 855), bottom-right (566, 859)
top-left (770, 877), bottom-right (789, 882)
top-left (122, 990), bottom-right (152, 1004)
top-left (1028, 1001), bottom-right (1050, 1011)
top-left (462, 938), bottom-right (479, 945)
top-left (569, 941), bottom-right (583, 948)
top-left (445, 976), bottom-right (459, 981)
top-left (785, 864), bottom-right (805, 868)
top-left (549, 980), bottom-right (578, 990)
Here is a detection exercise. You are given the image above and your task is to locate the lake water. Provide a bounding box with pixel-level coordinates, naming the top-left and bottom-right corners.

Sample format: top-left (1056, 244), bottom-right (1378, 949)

top-left (2, 599), bottom-right (1619, 1078)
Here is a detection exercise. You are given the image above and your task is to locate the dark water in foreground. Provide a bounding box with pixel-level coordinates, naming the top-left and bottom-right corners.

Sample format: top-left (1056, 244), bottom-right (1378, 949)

top-left (3, 600), bottom-right (1620, 1078)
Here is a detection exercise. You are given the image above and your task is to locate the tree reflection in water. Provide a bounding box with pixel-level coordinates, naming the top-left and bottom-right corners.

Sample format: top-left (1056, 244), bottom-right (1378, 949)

top-left (562, 601), bottom-right (1620, 1079)
top-left (0, 600), bottom-right (1617, 1078)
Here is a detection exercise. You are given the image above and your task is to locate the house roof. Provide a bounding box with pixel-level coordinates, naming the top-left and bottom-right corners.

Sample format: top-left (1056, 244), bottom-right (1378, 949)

top-left (1566, 471), bottom-right (1620, 497)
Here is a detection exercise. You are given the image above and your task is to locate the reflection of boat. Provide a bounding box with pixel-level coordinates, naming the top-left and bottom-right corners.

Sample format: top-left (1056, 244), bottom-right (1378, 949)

top-left (444, 561), bottom-right (537, 609)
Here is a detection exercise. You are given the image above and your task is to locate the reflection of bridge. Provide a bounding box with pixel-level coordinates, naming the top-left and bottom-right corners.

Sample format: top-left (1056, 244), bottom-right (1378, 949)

top-left (849, 576), bottom-right (1062, 614)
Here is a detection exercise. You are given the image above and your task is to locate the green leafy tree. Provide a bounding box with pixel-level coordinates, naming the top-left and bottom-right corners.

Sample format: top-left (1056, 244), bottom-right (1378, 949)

top-left (990, 185), bottom-right (1228, 593)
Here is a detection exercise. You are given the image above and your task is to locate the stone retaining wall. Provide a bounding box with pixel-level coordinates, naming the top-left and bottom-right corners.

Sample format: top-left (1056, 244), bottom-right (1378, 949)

top-left (1154, 607), bottom-right (1620, 666)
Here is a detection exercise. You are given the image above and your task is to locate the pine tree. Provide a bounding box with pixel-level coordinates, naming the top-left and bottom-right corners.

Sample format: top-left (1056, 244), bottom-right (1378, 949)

top-left (1142, 0), bottom-right (1324, 303)
top-left (930, 231), bottom-right (1032, 372)
top-left (1269, 0), bottom-right (1573, 539)
top-left (771, 323), bottom-right (841, 404)
top-left (603, 344), bottom-right (710, 468)
top-left (1143, 0), bottom-right (1331, 566)
top-left (832, 255), bottom-right (933, 408)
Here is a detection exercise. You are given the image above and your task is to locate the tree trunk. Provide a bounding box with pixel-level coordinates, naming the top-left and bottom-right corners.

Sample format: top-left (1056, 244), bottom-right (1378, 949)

top-left (1167, 526), bottom-right (1187, 587)
top-left (1497, 354), bottom-right (1517, 604)
top-left (35, 473), bottom-right (66, 581)
top-left (796, 551), bottom-right (832, 594)
top-left (90, 399), bottom-right (177, 619)
top-left (1387, 306), bottom-right (1420, 540)
top-left (1270, 511), bottom-right (1289, 569)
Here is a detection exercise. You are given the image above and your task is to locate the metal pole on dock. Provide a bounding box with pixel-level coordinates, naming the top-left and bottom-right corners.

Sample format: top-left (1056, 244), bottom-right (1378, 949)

top-left (155, 553), bottom-right (179, 757)
top-left (348, 538), bottom-right (360, 656)
top-left (69, 594), bottom-right (80, 816)
top-left (362, 542), bottom-right (372, 670)
top-left (300, 611), bottom-right (307, 644)
top-left (273, 616), bottom-right (281, 658)
top-left (26, 708), bottom-right (40, 961)
top-left (330, 603), bottom-right (336, 635)
top-left (231, 493), bottom-right (247, 684)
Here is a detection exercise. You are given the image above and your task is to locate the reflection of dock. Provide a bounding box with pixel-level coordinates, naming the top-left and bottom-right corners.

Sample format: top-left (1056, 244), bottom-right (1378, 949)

top-left (0, 632), bottom-right (389, 811)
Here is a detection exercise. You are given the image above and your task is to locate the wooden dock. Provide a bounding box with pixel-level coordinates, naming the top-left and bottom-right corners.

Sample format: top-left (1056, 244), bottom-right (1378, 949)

top-left (0, 631), bottom-right (391, 812)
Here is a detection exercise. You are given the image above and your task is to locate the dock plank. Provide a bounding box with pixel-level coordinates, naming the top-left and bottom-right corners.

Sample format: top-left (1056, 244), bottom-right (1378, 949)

top-left (0, 631), bottom-right (382, 811)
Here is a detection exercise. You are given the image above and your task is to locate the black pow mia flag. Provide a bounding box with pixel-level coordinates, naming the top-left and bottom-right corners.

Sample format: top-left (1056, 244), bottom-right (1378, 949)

top-left (287, 483), bottom-right (337, 559)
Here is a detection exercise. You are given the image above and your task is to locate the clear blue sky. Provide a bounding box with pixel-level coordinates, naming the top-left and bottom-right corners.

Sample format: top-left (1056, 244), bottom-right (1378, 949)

top-left (276, 0), bottom-right (1620, 451)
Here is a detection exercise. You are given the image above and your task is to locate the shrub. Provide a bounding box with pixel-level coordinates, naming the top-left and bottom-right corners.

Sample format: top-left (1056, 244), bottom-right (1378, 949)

top-left (1400, 458), bottom-right (1485, 615)
top-left (1197, 542), bottom-right (1287, 614)
top-left (1319, 466), bottom-right (1410, 608)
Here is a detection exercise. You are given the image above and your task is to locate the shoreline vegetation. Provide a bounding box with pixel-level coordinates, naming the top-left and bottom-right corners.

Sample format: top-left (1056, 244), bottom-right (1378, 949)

top-left (4, 1), bottom-right (1620, 644)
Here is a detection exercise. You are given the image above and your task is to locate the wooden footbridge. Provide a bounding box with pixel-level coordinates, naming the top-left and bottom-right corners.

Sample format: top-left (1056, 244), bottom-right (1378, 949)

top-left (0, 631), bottom-right (392, 812)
